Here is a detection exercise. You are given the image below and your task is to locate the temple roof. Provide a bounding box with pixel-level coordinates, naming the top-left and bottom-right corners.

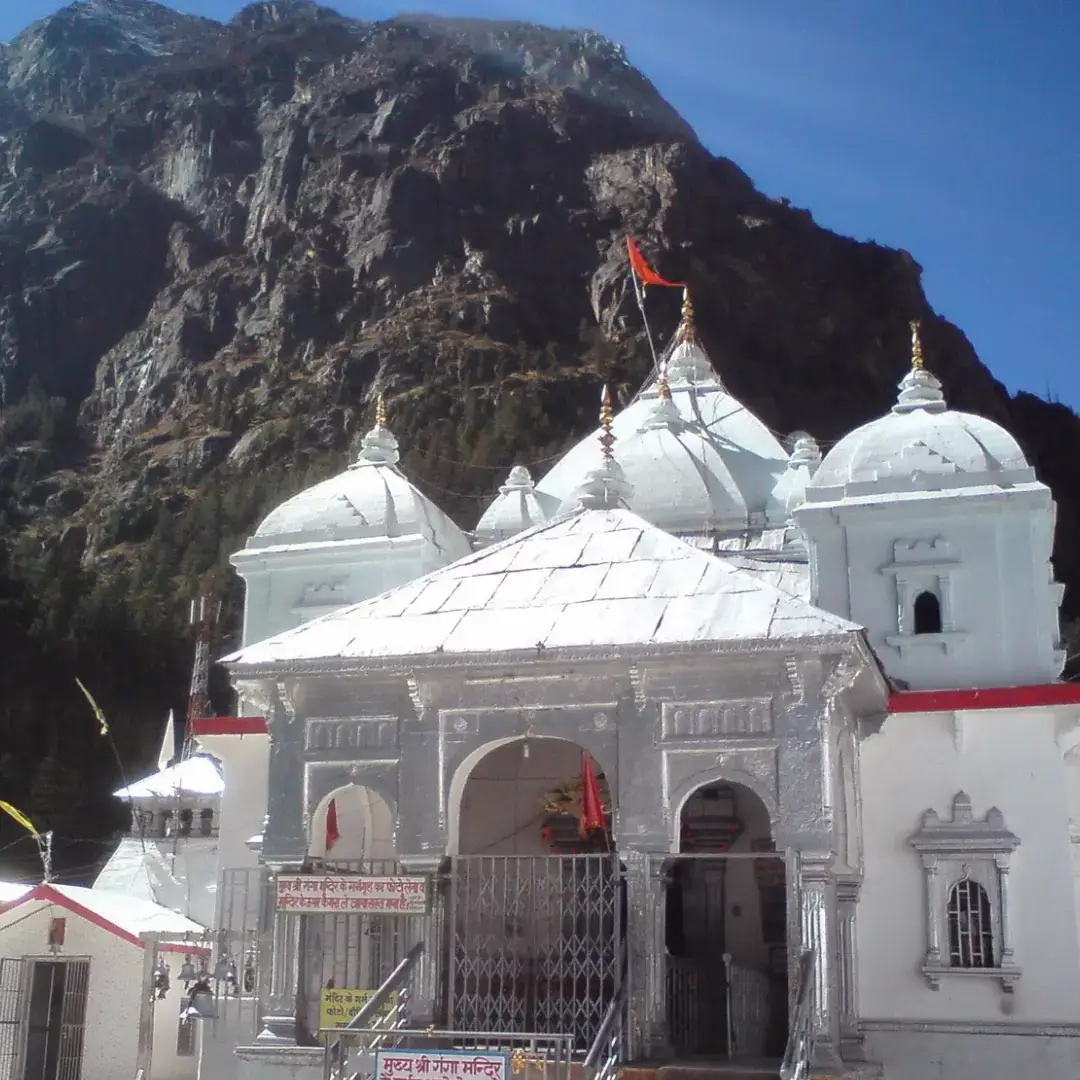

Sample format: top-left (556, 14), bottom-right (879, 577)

top-left (113, 755), bottom-right (224, 800)
top-left (224, 507), bottom-right (862, 672)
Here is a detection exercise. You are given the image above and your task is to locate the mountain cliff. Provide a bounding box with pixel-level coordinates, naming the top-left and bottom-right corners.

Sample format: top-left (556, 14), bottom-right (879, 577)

top-left (1, 0), bottom-right (1078, 868)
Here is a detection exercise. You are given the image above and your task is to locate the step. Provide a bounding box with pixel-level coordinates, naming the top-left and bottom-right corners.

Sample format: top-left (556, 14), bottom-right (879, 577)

top-left (620, 1060), bottom-right (781, 1080)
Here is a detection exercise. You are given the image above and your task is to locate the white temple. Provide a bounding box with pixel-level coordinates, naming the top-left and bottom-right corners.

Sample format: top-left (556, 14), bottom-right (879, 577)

top-left (111, 296), bottom-right (1080, 1080)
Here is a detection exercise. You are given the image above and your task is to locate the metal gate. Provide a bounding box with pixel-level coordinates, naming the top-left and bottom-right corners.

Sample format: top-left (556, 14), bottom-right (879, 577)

top-left (447, 855), bottom-right (621, 1052)
top-left (55, 960), bottom-right (90, 1080)
top-left (0, 958), bottom-right (22, 1080)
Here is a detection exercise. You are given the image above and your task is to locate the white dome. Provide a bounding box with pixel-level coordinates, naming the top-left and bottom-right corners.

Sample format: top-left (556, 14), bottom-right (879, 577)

top-left (475, 466), bottom-right (558, 543)
top-left (537, 341), bottom-right (789, 533)
top-left (246, 422), bottom-right (472, 558)
top-left (808, 366), bottom-right (1033, 500)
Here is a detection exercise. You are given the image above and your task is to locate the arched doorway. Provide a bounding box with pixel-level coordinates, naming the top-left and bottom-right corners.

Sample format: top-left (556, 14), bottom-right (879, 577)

top-left (447, 737), bottom-right (620, 1051)
top-left (667, 781), bottom-right (787, 1060)
top-left (456, 736), bottom-right (612, 855)
top-left (300, 782), bottom-right (399, 1044)
top-left (308, 782), bottom-right (395, 863)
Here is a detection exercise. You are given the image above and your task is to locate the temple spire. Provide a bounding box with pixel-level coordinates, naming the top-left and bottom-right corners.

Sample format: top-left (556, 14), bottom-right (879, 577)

top-left (599, 384), bottom-right (615, 462)
top-left (356, 390), bottom-right (400, 465)
top-left (375, 390), bottom-right (388, 429)
top-left (909, 320), bottom-right (925, 372)
top-left (657, 361), bottom-right (672, 402)
top-left (676, 288), bottom-right (698, 345)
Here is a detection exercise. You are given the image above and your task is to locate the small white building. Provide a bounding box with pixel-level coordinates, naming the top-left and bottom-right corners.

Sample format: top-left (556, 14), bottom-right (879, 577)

top-left (0, 881), bottom-right (207, 1080)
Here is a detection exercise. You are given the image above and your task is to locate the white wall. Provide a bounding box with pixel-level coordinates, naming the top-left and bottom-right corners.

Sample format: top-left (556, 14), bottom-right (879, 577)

top-left (233, 536), bottom-right (441, 649)
top-left (0, 901), bottom-right (146, 1080)
top-left (798, 491), bottom-right (1061, 690)
top-left (858, 707), bottom-right (1080, 1023)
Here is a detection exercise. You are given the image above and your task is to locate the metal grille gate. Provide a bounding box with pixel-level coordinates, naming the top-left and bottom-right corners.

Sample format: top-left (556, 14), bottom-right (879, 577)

top-left (55, 960), bottom-right (90, 1080)
top-left (300, 860), bottom-right (426, 1039)
top-left (447, 855), bottom-right (621, 1053)
top-left (0, 958), bottom-right (22, 1080)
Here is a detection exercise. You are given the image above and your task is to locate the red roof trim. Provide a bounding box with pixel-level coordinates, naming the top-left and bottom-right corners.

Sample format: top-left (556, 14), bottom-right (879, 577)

top-left (889, 683), bottom-right (1080, 714)
top-left (191, 716), bottom-right (266, 736)
top-left (0, 885), bottom-right (208, 952)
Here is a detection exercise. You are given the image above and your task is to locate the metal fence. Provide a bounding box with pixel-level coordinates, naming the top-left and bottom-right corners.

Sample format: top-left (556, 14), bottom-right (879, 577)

top-left (0, 958), bottom-right (23, 1080)
top-left (301, 860), bottom-right (436, 1041)
top-left (446, 855), bottom-right (622, 1053)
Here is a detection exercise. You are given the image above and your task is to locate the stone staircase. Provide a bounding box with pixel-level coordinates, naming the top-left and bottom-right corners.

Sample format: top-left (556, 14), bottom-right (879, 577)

top-left (620, 1060), bottom-right (782, 1080)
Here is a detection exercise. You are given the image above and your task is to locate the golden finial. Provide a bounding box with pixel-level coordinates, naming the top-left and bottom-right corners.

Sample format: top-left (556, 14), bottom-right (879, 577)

top-left (909, 320), bottom-right (925, 371)
top-left (375, 391), bottom-right (388, 428)
top-left (599, 384), bottom-right (615, 462)
top-left (657, 361), bottom-right (671, 401)
top-left (676, 287), bottom-right (697, 344)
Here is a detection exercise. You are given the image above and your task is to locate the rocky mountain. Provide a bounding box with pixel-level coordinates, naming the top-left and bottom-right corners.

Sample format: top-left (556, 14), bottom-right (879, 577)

top-left (1, 0), bottom-right (1079, 870)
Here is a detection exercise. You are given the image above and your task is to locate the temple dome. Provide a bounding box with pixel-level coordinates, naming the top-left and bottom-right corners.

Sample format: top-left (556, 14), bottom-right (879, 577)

top-left (807, 365), bottom-right (1033, 501)
top-left (245, 416), bottom-right (471, 557)
top-left (536, 360), bottom-right (789, 533)
top-left (475, 466), bottom-right (558, 544)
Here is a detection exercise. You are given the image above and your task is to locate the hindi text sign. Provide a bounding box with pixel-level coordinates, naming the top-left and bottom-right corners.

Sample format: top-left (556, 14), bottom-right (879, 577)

top-left (319, 988), bottom-right (392, 1029)
top-left (374, 1050), bottom-right (509, 1080)
top-left (276, 875), bottom-right (430, 915)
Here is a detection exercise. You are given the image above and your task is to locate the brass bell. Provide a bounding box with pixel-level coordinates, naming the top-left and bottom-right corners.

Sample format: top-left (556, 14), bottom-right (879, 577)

top-left (179, 957), bottom-right (197, 982)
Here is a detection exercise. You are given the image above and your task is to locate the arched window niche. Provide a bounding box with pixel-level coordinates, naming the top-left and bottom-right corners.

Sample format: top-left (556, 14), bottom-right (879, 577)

top-left (910, 791), bottom-right (1021, 992)
top-left (913, 590), bottom-right (943, 635)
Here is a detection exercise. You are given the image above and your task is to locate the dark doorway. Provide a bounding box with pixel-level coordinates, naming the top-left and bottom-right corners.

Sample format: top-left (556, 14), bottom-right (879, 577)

top-left (22, 959), bottom-right (89, 1080)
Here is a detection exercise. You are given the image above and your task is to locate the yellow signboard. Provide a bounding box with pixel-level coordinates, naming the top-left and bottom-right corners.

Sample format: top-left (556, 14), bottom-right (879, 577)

top-left (319, 988), bottom-right (391, 1030)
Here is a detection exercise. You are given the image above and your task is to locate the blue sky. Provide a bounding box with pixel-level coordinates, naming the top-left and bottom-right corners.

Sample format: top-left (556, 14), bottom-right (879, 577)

top-left (3, 0), bottom-right (1078, 406)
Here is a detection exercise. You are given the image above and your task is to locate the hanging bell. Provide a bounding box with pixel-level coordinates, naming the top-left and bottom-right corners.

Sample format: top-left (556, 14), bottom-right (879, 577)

top-left (182, 980), bottom-right (217, 1020)
top-left (213, 957), bottom-right (231, 982)
top-left (179, 957), bottom-right (197, 982)
top-left (153, 964), bottom-right (170, 1000)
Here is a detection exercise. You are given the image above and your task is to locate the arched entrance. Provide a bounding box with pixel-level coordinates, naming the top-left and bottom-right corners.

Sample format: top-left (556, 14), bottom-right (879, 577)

top-left (300, 782), bottom-right (400, 1043)
top-left (308, 782), bottom-right (395, 863)
top-left (667, 781), bottom-right (788, 1060)
top-left (446, 737), bottom-right (620, 1051)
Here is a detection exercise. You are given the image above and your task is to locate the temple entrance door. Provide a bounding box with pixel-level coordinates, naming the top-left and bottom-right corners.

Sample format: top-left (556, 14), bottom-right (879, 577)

top-left (666, 782), bottom-right (788, 1059)
top-left (446, 737), bottom-right (621, 1052)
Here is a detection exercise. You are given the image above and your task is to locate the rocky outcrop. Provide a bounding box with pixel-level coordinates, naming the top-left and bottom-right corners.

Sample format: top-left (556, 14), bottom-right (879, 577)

top-left (1, 0), bottom-right (1078, 865)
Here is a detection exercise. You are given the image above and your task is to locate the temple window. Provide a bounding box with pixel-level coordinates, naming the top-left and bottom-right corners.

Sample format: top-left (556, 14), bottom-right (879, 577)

top-left (913, 590), bottom-right (943, 634)
top-left (947, 879), bottom-right (994, 967)
top-left (199, 808), bottom-right (215, 837)
top-left (910, 792), bottom-right (1020, 992)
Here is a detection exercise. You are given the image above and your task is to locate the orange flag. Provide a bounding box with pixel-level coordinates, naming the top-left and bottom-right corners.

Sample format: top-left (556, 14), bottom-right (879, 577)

top-left (326, 798), bottom-right (341, 852)
top-left (626, 236), bottom-right (684, 289)
top-left (579, 752), bottom-right (606, 839)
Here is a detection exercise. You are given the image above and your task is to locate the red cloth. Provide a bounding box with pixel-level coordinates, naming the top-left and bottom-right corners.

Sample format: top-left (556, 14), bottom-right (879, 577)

top-left (579, 752), bottom-right (605, 839)
top-left (626, 236), bottom-right (683, 289)
top-left (325, 798), bottom-right (341, 852)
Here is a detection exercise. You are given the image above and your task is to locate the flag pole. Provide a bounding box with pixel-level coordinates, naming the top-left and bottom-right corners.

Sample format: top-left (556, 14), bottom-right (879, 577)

top-left (630, 266), bottom-right (661, 379)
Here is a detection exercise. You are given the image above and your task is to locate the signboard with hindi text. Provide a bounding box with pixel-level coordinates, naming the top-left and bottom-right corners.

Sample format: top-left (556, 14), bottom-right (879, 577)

top-left (319, 988), bottom-right (392, 1029)
top-left (276, 875), bottom-right (430, 914)
top-left (374, 1050), bottom-right (509, 1080)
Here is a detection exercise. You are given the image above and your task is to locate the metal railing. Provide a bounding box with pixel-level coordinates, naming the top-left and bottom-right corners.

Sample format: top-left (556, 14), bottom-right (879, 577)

top-left (583, 945), bottom-right (627, 1080)
top-left (779, 949), bottom-right (816, 1080)
top-left (324, 941), bottom-right (424, 1080)
top-left (327, 1029), bottom-right (573, 1080)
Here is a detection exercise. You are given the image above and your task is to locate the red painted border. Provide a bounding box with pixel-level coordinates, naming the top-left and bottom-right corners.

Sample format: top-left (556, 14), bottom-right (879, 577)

top-left (0, 885), bottom-right (208, 952)
top-left (889, 683), bottom-right (1080, 714)
top-left (191, 715), bottom-right (266, 736)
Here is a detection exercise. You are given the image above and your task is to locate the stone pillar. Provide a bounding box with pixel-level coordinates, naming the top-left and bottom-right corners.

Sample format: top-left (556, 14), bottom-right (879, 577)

top-left (399, 854), bottom-right (445, 1026)
top-left (799, 854), bottom-right (842, 1074)
top-left (257, 866), bottom-right (304, 1045)
top-left (836, 876), bottom-right (862, 1060)
top-left (262, 684), bottom-right (307, 863)
top-left (624, 850), bottom-right (670, 1059)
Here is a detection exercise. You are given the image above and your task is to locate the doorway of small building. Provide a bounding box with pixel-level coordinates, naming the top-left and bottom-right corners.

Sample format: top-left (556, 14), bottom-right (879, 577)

top-left (20, 957), bottom-right (90, 1080)
top-left (666, 782), bottom-right (788, 1060)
